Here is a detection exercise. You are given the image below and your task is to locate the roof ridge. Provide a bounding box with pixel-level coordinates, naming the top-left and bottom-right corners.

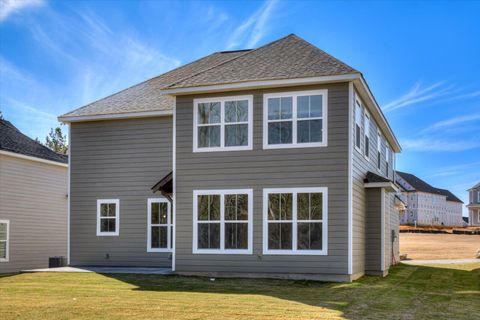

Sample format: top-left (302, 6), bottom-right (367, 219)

top-left (289, 34), bottom-right (358, 73)
top-left (162, 33), bottom-right (298, 89)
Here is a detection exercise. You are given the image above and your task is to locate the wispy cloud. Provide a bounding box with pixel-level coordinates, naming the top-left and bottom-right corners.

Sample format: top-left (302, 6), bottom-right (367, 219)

top-left (421, 114), bottom-right (480, 133)
top-left (0, 0), bottom-right (44, 22)
top-left (226, 0), bottom-right (278, 49)
top-left (400, 137), bottom-right (480, 152)
top-left (383, 81), bottom-right (455, 111)
top-left (428, 161), bottom-right (480, 178)
top-left (383, 81), bottom-right (480, 112)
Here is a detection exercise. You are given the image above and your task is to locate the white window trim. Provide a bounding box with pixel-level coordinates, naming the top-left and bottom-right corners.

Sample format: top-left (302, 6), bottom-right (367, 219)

top-left (0, 219), bottom-right (9, 262)
top-left (385, 143), bottom-right (390, 176)
top-left (192, 189), bottom-right (253, 254)
top-left (193, 95), bottom-right (253, 152)
top-left (147, 198), bottom-right (172, 253)
top-left (262, 187), bottom-right (328, 255)
top-left (354, 96), bottom-right (363, 153)
top-left (364, 110), bottom-right (371, 161)
top-left (96, 199), bottom-right (120, 236)
top-left (477, 191), bottom-right (480, 202)
top-left (263, 89), bottom-right (328, 149)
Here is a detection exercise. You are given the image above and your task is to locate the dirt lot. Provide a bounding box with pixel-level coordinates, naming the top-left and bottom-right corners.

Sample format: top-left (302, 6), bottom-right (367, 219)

top-left (400, 233), bottom-right (480, 260)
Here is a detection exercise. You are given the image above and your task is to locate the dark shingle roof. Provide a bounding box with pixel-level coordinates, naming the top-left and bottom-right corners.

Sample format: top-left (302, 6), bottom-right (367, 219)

top-left (60, 34), bottom-right (357, 119)
top-left (469, 182), bottom-right (480, 190)
top-left (59, 50), bottom-right (249, 119)
top-left (364, 171), bottom-right (392, 183)
top-left (165, 34), bottom-right (358, 89)
top-left (0, 119), bottom-right (68, 164)
top-left (396, 171), bottom-right (463, 203)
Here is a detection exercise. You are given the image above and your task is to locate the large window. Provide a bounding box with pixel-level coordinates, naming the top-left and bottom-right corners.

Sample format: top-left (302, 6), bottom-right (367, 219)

top-left (263, 188), bottom-right (328, 255)
top-left (193, 96), bottom-right (253, 152)
top-left (364, 112), bottom-right (370, 160)
top-left (263, 90), bottom-right (327, 149)
top-left (96, 199), bottom-right (120, 236)
top-left (193, 189), bottom-right (252, 254)
top-left (147, 198), bottom-right (172, 252)
top-left (0, 220), bottom-right (9, 262)
top-left (354, 98), bottom-right (362, 151)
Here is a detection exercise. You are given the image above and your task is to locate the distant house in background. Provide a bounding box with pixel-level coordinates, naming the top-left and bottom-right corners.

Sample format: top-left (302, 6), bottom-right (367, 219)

top-left (467, 182), bottom-right (480, 226)
top-left (395, 171), bottom-right (463, 227)
top-left (0, 119), bottom-right (68, 273)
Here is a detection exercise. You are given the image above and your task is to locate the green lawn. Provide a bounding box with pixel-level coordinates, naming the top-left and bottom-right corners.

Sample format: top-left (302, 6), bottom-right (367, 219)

top-left (1, 263), bottom-right (479, 320)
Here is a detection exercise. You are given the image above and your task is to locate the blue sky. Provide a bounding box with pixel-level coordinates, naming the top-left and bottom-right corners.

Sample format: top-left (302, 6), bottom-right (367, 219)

top-left (1, 0), bottom-right (479, 214)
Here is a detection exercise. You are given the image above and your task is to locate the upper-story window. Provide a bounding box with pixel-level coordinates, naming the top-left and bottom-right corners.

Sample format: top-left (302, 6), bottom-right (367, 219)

top-left (477, 191), bottom-right (480, 202)
top-left (193, 95), bottom-right (253, 152)
top-left (385, 144), bottom-right (390, 176)
top-left (354, 98), bottom-right (363, 152)
top-left (263, 90), bottom-right (327, 149)
top-left (377, 130), bottom-right (382, 171)
top-left (364, 111), bottom-right (370, 159)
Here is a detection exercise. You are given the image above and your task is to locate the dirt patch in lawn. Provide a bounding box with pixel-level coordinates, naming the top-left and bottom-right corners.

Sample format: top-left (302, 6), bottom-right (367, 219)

top-left (400, 233), bottom-right (480, 260)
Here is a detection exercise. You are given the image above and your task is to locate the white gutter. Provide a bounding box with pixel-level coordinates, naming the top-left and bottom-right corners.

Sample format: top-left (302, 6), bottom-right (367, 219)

top-left (58, 110), bottom-right (173, 123)
top-left (160, 74), bottom-right (361, 95)
top-left (0, 150), bottom-right (68, 168)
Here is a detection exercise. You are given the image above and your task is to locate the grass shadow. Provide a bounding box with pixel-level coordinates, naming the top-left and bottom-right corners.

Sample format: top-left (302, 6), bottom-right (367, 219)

top-left (98, 263), bottom-right (480, 320)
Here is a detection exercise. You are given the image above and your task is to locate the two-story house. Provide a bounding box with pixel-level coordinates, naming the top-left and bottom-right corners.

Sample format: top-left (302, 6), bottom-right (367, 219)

top-left (395, 171), bottom-right (464, 227)
top-left (467, 182), bottom-right (480, 226)
top-left (59, 34), bottom-right (401, 282)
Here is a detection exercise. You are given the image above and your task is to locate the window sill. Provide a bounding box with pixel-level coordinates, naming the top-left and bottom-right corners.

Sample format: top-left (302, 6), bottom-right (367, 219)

top-left (263, 142), bottom-right (327, 150)
top-left (96, 232), bottom-right (119, 237)
top-left (147, 248), bottom-right (172, 253)
top-left (263, 250), bottom-right (328, 256)
top-left (193, 249), bottom-right (253, 255)
top-left (193, 145), bottom-right (253, 153)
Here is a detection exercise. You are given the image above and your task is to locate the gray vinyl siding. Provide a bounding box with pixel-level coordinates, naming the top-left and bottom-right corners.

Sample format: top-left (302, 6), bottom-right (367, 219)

top-left (0, 154), bottom-right (67, 273)
top-left (70, 117), bottom-right (172, 267)
top-left (384, 192), bottom-right (400, 269)
top-left (365, 188), bottom-right (381, 272)
top-left (351, 86), bottom-right (396, 275)
top-left (175, 83), bottom-right (350, 276)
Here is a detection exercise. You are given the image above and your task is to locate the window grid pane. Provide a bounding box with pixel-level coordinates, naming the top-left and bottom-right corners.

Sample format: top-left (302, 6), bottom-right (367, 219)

top-left (267, 191), bottom-right (324, 252)
top-left (196, 192), bottom-right (250, 252)
top-left (267, 93), bottom-right (324, 146)
top-left (196, 98), bottom-right (251, 149)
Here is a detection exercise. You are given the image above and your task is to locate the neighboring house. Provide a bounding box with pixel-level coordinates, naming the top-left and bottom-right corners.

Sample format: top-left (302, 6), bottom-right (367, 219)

top-left (467, 182), bottom-right (480, 226)
top-left (395, 171), bottom-right (464, 227)
top-left (59, 34), bottom-right (402, 281)
top-left (0, 120), bottom-right (68, 273)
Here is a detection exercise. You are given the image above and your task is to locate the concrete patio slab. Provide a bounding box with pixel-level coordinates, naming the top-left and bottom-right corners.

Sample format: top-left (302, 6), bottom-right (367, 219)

top-left (22, 266), bottom-right (173, 274)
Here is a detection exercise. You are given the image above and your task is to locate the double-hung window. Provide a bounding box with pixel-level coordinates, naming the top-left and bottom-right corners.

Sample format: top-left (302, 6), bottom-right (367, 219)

top-left (263, 187), bottom-right (328, 255)
top-left (193, 189), bottom-right (252, 254)
top-left (0, 220), bottom-right (9, 262)
top-left (355, 98), bottom-right (362, 151)
top-left (477, 191), bottom-right (480, 203)
top-left (147, 198), bottom-right (172, 252)
top-left (364, 112), bottom-right (370, 159)
top-left (377, 131), bottom-right (382, 171)
top-left (193, 96), bottom-right (253, 152)
top-left (385, 145), bottom-right (390, 176)
top-left (97, 199), bottom-right (119, 236)
top-left (264, 90), bottom-right (327, 149)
